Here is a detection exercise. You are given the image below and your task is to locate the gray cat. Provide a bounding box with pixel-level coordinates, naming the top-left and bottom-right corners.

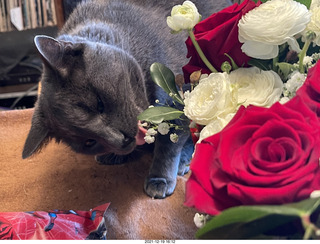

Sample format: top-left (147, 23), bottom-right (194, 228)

top-left (22, 0), bottom-right (231, 198)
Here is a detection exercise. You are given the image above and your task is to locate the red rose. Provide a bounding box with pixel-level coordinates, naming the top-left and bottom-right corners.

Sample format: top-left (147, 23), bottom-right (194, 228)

top-left (182, 0), bottom-right (260, 82)
top-left (0, 217), bottom-right (13, 240)
top-left (185, 102), bottom-right (320, 216)
top-left (294, 61), bottom-right (320, 120)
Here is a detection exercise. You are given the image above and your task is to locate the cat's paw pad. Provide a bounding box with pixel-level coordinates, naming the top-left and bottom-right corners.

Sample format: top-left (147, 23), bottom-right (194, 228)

top-left (144, 177), bottom-right (176, 199)
top-left (178, 164), bottom-right (190, 176)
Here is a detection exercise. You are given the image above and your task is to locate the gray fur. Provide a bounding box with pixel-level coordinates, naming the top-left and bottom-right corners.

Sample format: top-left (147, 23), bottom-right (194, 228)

top-left (23, 0), bottom-right (231, 198)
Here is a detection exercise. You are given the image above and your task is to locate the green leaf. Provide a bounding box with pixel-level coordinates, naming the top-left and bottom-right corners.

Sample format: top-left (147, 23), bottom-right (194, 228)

top-left (137, 106), bottom-right (184, 124)
top-left (196, 197), bottom-right (320, 239)
top-left (251, 0), bottom-right (268, 3)
top-left (251, 0), bottom-right (311, 8)
top-left (276, 62), bottom-right (296, 81)
top-left (295, 0), bottom-right (311, 9)
top-left (247, 58), bottom-right (273, 71)
top-left (150, 63), bottom-right (184, 105)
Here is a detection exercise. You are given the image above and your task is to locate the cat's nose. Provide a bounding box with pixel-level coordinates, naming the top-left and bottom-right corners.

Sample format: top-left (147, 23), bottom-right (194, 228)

top-left (122, 136), bottom-right (135, 148)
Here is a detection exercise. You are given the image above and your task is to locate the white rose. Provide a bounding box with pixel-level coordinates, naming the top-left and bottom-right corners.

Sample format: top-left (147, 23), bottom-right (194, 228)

top-left (238, 0), bottom-right (311, 59)
top-left (183, 72), bottom-right (238, 125)
top-left (167, 1), bottom-right (200, 32)
top-left (198, 113), bottom-right (235, 143)
top-left (229, 67), bottom-right (283, 108)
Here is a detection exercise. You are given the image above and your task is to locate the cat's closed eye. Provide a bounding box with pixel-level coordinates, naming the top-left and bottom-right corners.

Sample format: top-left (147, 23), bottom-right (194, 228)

top-left (97, 96), bottom-right (104, 113)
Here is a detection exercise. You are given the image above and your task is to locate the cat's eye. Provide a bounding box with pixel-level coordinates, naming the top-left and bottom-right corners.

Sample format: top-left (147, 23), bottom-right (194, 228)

top-left (85, 139), bottom-right (96, 147)
top-left (97, 96), bottom-right (104, 113)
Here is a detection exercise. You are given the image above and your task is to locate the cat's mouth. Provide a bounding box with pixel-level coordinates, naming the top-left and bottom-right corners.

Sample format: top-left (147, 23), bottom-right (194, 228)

top-left (135, 122), bottom-right (147, 146)
top-left (83, 122), bottom-right (147, 155)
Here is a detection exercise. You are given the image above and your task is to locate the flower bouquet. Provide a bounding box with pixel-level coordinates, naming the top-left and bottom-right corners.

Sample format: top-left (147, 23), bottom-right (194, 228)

top-left (138, 0), bottom-right (320, 239)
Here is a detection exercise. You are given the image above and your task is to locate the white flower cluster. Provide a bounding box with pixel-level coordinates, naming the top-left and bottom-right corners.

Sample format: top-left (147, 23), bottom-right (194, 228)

top-left (143, 122), bottom-right (179, 144)
top-left (280, 71), bottom-right (307, 103)
top-left (184, 68), bottom-right (283, 142)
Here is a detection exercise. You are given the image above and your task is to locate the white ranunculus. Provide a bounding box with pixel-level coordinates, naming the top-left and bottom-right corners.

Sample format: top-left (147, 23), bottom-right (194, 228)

top-left (198, 113), bottom-right (236, 143)
top-left (229, 67), bottom-right (283, 108)
top-left (311, 0), bottom-right (320, 9)
top-left (166, 1), bottom-right (200, 32)
top-left (238, 0), bottom-right (311, 59)
top-left (304, 6), bottom-right (320, 46)
top-left (183, 72), bottom-right (238, 125)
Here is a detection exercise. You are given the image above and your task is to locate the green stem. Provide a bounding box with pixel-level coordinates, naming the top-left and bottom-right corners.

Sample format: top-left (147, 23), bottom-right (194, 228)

top-left (299, 39), bottom-right (311, 73)
top-left (272, 56), bottom-right (279, 72)
top-left (303, 222), bottom-right (314, 240)
top-left (188, 30), bottom-right (217, 73)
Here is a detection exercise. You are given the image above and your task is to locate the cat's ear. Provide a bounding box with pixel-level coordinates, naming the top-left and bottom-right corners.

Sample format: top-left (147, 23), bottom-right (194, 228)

top-left (34, 35), bottom-right (83, 71)
top-left (22, 108), bottom-right (50, 159)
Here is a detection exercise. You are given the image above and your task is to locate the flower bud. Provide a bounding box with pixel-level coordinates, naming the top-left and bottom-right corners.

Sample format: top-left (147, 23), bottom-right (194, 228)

top-left (190, 70), bottom-right (202, 84)
top-left (305, 30), bottom-right (317, 42)
top-left (221, 61), bottom-right (232, 73)
top-left (175, 74), bottom-right (185, 89)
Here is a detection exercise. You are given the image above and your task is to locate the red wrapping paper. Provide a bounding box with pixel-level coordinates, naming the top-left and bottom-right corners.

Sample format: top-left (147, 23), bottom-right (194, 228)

top-left (0, 203), bottom-right (110, 240)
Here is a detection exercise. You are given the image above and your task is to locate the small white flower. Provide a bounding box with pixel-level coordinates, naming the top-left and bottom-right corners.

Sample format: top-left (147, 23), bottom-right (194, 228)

top-left (193, 213), bottom-right (210, 229)
top-left (238, 0), bottom-right (311, 59)
top-left (144, 135), bottom-right (155, 144)
top-left (184, 72), bottom-right (238, 125)
top-left (310, 190), bottom-right (320, 198)
top-left (167, 1), bottom-right (201, 32)
top-left (229, 67), bottom-right (283, 108)
top-left (279, 97), bottom-right (290, 104)
top-left (283, 71), bottom-right (306, 98)
top-left (170, 133), bottom-right (179, 143)
top-left (146, 128), bottom-right (157, 136)
top-left (158, 122), bottom-right (170, 135)
top-left (303, 56), bottom-right (314, 66)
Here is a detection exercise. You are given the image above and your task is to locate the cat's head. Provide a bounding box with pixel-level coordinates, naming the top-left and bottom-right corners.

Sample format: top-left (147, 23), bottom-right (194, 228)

top-left (22, 35), bottom-right (148, 159)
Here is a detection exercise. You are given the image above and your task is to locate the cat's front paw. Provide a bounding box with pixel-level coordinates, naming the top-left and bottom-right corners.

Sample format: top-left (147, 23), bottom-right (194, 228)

top-left (144, 177), bottom-right (176, 199)
top-left (178, 164), bottom-right (190, 176)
